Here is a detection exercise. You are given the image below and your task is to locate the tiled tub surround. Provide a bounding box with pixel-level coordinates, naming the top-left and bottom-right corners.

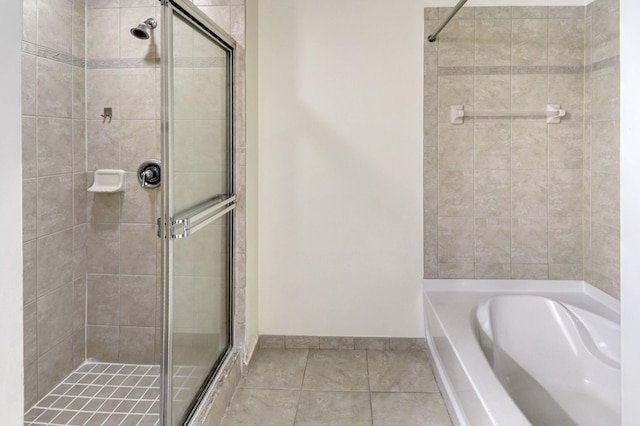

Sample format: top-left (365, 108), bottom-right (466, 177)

top-left (423, 2), bottom-right (620, 299)
top-left (583, 0), bottom-right (620, 298)
top-left (221, 345), bottom-right (452, 426)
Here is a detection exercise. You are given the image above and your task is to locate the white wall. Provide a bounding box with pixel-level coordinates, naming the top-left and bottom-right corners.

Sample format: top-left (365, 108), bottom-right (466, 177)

top-left (620, 1), bottom-right (640, 423)
top-left (0, 0), bottom-right (24, 422)
top-left (255, 0), bottom-right (594, 338)
top-left (245, 0), bottom-right (260, 360)
top-left (257, 0), bottom-right (426, 337)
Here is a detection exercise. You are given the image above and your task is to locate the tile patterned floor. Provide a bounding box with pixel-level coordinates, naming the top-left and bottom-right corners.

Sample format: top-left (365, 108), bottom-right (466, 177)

top-left (24, 362), bottom-right (160, 426)
top-left (220, 349), bottom-right (453, 426)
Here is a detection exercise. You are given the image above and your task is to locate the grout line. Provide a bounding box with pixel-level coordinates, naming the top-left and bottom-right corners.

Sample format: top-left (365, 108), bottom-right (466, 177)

top-left (366, 350), bottom-right (374, 425)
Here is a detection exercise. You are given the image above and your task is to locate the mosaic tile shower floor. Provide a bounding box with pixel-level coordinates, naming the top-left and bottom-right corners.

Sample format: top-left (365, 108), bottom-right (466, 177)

top-left (24, 363), bottom-right (160, 426)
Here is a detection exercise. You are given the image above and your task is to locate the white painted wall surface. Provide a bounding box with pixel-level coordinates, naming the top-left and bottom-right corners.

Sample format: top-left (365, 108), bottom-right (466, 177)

top-left (0, 0), bottom-right (24, 422)
top-left (257, 0), bottom-right (426, 337)
top-left (255, 0), bottom-right (593, 338)
top-left (620, 1), bottom-right (640, 423)
top-left (245, 0), bottom-right (260, 361)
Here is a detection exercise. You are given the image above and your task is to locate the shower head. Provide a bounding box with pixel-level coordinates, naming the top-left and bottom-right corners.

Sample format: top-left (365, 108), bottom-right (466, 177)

top-left (130, 18), bottom-right (157, 40)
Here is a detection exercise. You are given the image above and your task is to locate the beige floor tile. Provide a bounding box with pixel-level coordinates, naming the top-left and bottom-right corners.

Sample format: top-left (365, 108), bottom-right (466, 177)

top-left (302, 349), bottom-right (369, 391)
top-left (371, 392), bottom-right (452, 426)
top-left (240, 348), bottom-right (308, 389)
top-left (367, 350), bottom-right (439, 392)
top-left (221, 388), bottom-right (299, 426)
top-left (295, 391), bottom-right (372, 426)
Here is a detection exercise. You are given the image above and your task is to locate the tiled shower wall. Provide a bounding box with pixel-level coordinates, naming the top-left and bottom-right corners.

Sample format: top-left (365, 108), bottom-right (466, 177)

top-left (424, 2), bottom-right (620, 296)
top-left (22, 0), bottom-right (248, 412)
top-left (424, 6), bottom-right (587, 280)
top-left (84, 1), bottom-right (163, 367)
top-left (584, 0), bottom-right (620, 298)
top-left (21, 0), bottom-right (88, 408)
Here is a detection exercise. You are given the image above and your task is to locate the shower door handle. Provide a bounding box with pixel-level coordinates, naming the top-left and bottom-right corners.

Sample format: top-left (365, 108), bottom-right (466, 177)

top-left (169, 196), bottom-right (236, 239)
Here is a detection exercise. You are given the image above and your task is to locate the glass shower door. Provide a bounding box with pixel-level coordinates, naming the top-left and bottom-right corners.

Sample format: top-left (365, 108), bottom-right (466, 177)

top-left (160, 2), bottom-right (235, 424)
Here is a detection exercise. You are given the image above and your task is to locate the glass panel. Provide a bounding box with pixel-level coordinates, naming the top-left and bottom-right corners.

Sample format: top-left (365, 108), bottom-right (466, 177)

top-left (172, 11), bottom-right (230, 215)
top-left (169, 10), bottom-right (232, 425)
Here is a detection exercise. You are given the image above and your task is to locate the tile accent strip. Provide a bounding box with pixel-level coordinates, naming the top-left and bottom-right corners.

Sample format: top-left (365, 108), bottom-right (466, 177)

top-left (438, 65), bottom-right (585, 76)
top-left (22, 41), bottom-right (85, 68)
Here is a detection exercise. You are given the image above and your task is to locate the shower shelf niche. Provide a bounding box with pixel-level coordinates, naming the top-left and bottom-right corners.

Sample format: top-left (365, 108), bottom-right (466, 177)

top-left (450, 104), bottom-right (566, 124)
top-left (88, 169), bottom-right (126, 192)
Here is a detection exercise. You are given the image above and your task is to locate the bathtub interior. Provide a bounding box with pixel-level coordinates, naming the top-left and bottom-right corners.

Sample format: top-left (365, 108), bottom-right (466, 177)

top-left (475, 295), bottom-right (620, 426)
top-left (423, 280), bottom-right (620, 426)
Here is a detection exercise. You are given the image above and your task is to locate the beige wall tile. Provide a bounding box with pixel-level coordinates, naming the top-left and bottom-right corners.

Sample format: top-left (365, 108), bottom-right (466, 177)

top-left (37, 58), bottom-right (73, 118)
top-left (549, 264), bottom-right (583, 280)
top-left (22, 53), bottom-right (37, 116)
top-left (24, 241), bottom-right (38, 305)
top-left (73, 173), bottom-right (87, 226)
top-left (118, 326), bottom-right (156, 364)
top-left (438, 125), bottom-right (473, 170)
top-left (475, 19), bottom-right (511, 66)
top-left (591, 171), bottom-right (619, 227)
top-left (285, 336), bottom-right (320, 349)
top-left (87, 325), bottom-right (119, 362)
top-left (119, 69), bottom-right (159, 120)
top-left (438, 217), bottom-right (474, 263)
top-left (549, 6), bottom-right (584, 19)
top-left (72, 328), bottom-right (86, 369)
top-left (87, 223), bottom-right (120, 273)
top-left (475, 75), bottom-right (510, 111)
top-left (438, 170), bottom-right (474, 217)
top-left (88, 191), bottom-right (122, 223)
top-left (72, 0), bottom-right (86, 59)
top-left (121, 174), bottom-right (160, 223)
top-left (591, 4), bottom-right (619, 63)
top-left (424, 216), bottom-right (438, 278)
top-left (511, 217), bottom-right (548, 263)
top-left (475, 263), bottom-right (511, 279)
top-left (120, 224), bottom-right (157, 275)
top-left (319, 337), bottom-right (355, 350)
top-left (119, 275), bottom-right (157, 327)
top-left (87, 119), bottom-right (121, 171)
top-left (511, 74), bottom-right (548, 111)
top-left (72, 67), bottom-right (86, 120)
top-left (23, 0), bottom-right (37, 43)
top-left (23, 178), bottom-right (37, 241)
top-left (475, 7), bottom-right (511, 20)
top-left (24, 360), bottom-right (38, 410)
top-left (37, 282), bottom-right (73, 356)
top-left (37, 174), bottom-right (73, 237)
top-left (23, 117), bottom-right (37, 179)
top-left (512, 169), bottom-right (547, 217)
top-left (549, 19), bottom-right (584, 66)
top-left (72, 119), bottom-right (87, 173)
top-left (591, 120), bottom-right (619, 173)
top-left (87, 8), bottom-right (120, 59)
top-left (120, 120), bottom-right (160, 172)
top-left (37, 229), bottom-right (73, 296)
top-left (87, 69), bottom-right (121, 120)
top-left (438, 19), bottom-right (475, 67)
top-left (72, 224), bottom-right (87, 281)
top-left (73, 277), bottom-right (86, 334)
top-left (37, 118), bottom-right (73, 177)
top-left (591, 222), bottom-right (620, 285)
top-left (512, 19), bottom-right (548, 65)
top-left (87, 274), bottom-right (120, 326)
top-left (591, 66), bottom-right (620, 122)
top-left (438, 262), bottom-right (474, 279)
top-left (511, 263), bottom-right (549, 280)
top-left (24, 301), bottom-right (38, 366)
top-left (37, 336), bottom-right (73, 399)
top-left (354, 338), bottom-right (389, 351)
top-left (475, 122), bottom-right (510, 169)
top-left (475, 217), bottom-right (510, 263)
top-left (549, 169), bottom-right (582, 217)
top-left (423, 147), bottom-right (438, 216)
top-left (38, 0), bottom-right (73, 54)
top-left (549, 123), bottom-right (583, 169)
top-left (512, 7), bottom-right (548, 19)
top-left (549, 217), bottom-right (583, 264)
top-left (512, 122), bottom-right (548, 169)
top-left (474, 170), bottom-right (510, 217)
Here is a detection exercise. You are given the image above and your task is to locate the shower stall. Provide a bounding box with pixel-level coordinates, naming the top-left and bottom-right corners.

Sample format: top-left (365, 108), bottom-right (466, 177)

top-left (21, 0), bottom-right (244, 424)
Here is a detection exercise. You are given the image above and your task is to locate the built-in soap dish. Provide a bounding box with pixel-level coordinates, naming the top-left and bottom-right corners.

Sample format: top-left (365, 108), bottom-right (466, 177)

top-left (88, 169), bottom-right (126, 192)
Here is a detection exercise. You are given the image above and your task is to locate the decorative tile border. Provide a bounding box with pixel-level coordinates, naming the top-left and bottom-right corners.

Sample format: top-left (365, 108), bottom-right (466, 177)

top-left (258, 335), bottom-right (427, 352)
top-left (591, 55), bottom-right (620, 73)
top-left (438, 65), bottom-right (585, 76)
top-left (22, 41), bottom-right (85, 68)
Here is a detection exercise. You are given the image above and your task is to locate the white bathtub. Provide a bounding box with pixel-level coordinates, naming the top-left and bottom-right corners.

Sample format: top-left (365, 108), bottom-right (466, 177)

top-left (423, 280), bottom-right (620, 426)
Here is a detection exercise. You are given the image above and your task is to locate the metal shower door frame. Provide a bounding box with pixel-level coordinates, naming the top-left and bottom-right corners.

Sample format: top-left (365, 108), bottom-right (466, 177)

top-left (159, 0), bottom-right (236, 424)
